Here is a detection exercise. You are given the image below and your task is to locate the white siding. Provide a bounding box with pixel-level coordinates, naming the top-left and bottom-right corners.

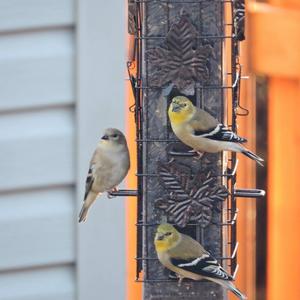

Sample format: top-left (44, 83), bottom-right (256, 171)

top-left (0, 1), bottom-right (126, 299)
top-left (0, 188), bottom-right (75, 270)
top-left (0, 30), bottom-right (74, 111)
top-left (0, 108), bottom-right (75, 190)
top-left (0, 1), bottom-right (76, 299)
top-left (0, 0), bottom-right (74, 32)
top-left (0, 266), bottom-right (75, 300)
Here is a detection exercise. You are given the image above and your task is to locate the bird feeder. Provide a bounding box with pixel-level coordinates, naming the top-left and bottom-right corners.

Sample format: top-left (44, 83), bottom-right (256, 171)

top-left (110, 0), bottom-right (265, 299)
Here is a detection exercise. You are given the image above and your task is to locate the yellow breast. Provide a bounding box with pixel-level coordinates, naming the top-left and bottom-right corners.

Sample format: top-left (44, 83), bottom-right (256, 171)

top-left (168, 109), bottom-right (190, 125)
top-left (154, 240), bottom-right (171, 252)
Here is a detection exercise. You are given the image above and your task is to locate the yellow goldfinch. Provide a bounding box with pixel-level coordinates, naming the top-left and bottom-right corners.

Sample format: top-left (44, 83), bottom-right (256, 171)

top-left (154, 224), bottom-right (247, 300)
top-left (78, 128), bottom-right (130, 222)
top-left (168, 96), bottom-right (264, 166)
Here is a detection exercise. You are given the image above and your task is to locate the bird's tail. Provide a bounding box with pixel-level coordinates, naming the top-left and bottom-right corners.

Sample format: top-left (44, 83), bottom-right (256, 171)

top-left (78, 191), bottom-right (98, 223)
top-left (78, 204), bottom-right (89, 223)
top-left (223, 143), bottom-right (264, 166)
top-left (205, 277), bottom-right (247, 300)
top-left (225, 281), bottom-right (247, 300)
top-left (241, 149), bottom-right (264, 166)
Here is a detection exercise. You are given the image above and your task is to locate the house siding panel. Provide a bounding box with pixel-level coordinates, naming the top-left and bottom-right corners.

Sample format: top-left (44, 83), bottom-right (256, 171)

top-left (0, 187), bottom-right (75, 271)
top-left (0, 0), bottom-right (74, 32)
top-left (0, 1), bottom-right (76, 299)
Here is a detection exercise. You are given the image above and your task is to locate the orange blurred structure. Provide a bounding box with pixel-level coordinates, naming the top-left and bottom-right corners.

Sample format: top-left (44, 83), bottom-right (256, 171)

top-left (233, 50), bottom-right (257, 300)
top-left (248, 1), bottom-right (300, 300)
top-left (125, 60), bottom-right (142, 300)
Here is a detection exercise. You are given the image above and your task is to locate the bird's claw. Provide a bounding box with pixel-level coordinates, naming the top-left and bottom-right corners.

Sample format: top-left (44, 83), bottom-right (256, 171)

top-left (107, 188), bottom-right (118, 199)
top-left (188, 149), bottom-right (196, 153)
top-left (188, 149), bottom-right (205, 160)
top-left (177, 276), bottom-right (184, 287)
top-left (196, 151), bottom-right (205, 159)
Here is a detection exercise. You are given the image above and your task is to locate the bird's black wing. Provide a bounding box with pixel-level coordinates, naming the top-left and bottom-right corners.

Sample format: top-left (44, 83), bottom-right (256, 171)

top-left (84, 165), bottom-right (95, 201)
top-left (171, 253), bottom-right (233, 281)
top-left (194, 124), bottom-right (247, 143)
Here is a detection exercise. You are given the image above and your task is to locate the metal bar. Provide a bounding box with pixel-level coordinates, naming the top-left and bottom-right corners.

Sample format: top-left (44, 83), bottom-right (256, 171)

top-left (232, 264), bottom-right (240, 279)
top-left (226, 159), bottom-right (239, 177)
top-left (108, 190), bottom-right (138, 197)
top-left (136, 35), bottom-right (235, 39)
top-left (234, 188), bottom-right (266, 198)
top-left (135, 0), bottom-right (144, 280)
top-left (134, 84), bottom-right (242, 90)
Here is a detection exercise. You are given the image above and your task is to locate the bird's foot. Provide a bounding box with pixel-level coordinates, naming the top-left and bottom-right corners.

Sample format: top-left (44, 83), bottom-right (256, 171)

top-left (188, 149), bottom-right (196, 153)
top-left (188, 149), bottom-right (205, 160)
top-left (107, 188), bottom-right (118, 199)
top-left (177, 276), bottom-right (184, 287)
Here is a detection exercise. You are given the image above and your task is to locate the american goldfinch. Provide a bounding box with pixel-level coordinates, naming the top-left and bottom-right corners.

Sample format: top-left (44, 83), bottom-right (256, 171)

top-left (168, 96), bottom-right (263, 166)
top-left (78, 128), bottom-right (130, 223)
top-left (154, 224), bottom-right (247, 300)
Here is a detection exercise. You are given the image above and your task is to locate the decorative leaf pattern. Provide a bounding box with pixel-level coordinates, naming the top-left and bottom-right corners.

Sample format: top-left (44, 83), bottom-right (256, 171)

top-left (147, 13), bottom-right (213, 95)
top-left (155, 161), bottom-right (228, 228)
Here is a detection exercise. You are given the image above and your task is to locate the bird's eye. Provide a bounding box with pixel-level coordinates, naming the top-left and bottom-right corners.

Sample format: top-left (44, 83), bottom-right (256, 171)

top-left (112, 134), bottom-right (118, 138)
top-left (165, 232), bottom-right (172, 236)
top-left (183, 103), bottom-right (187, 107)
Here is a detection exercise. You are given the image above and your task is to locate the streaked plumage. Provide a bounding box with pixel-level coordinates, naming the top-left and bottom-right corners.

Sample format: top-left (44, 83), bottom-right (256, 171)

top-left (154, 224), bottom-right (247, 300)
top-left (168, 96), bottom-right (264, 166)
top-left (78, 128), bottom-right (130, 222)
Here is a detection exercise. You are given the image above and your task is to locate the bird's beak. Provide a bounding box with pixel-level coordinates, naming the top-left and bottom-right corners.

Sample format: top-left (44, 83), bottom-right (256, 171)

top-left (101, 135), bottom-right (109, 140)
top-left (171, 103), bottom-right (181, 112)
top-left (155, 233), bottom-right (164, 241)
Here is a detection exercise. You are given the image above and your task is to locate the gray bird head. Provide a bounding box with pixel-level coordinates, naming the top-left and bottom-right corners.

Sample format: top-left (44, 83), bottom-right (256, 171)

top-left (101, 128), bottom-right (127, 146)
